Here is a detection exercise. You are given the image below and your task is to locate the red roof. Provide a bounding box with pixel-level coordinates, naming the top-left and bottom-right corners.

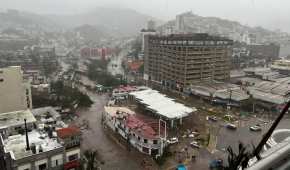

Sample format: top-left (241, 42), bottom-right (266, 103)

top-left (127, 61), bottom-right (143, 71)
top-left (57, 127), bottom-right (81, 139)
top-left (126, 115), bottom-right (158, 139)
top-left (64, 160), bottom-right (80, 170)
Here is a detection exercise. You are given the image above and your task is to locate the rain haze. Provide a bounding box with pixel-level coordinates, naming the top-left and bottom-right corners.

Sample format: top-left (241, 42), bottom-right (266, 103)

top-left (1, 0), bottom-right (290, 31)
top-left (1, 0), bottom-right (290, 170)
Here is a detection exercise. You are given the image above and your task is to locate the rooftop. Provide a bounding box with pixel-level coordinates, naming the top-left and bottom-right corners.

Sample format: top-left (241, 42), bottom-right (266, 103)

top-left (56, 127), bottom-right (80, 139)
top-left (130, 89), bottom-right (195, 119)
top-left (104, 106), bottom-right (136, 117)
top-left (0, 110), bottom-right (36, 129)
top-left (31, 107), bottom-right (60, 120)
top-left (3, 130), bottom-right (62, 160)
top-left (191, 82), bottom-right (249, 101)
top-left (126, 115), bottom-right (158, 139)
top-left (104, 106), bottom-right (160, 139)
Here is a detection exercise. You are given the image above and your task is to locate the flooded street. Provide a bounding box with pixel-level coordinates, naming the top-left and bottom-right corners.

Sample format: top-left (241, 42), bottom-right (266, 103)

top-left (75, 92), bottom-right (142, 170)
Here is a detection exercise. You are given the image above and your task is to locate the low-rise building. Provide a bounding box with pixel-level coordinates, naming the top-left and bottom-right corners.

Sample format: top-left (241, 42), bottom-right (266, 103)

top-left (1, 130), bottom-right (64, 170)
top-left (271, 59), bottom-right (290, 75)
top-left (0, 110), bottom-right (36, 137)
top-left (57, 127), bottom-right (81, 170)
top-left (103, 107), bottom-right (166, 157)
top-left (0, 107), bottom-right (82, 170)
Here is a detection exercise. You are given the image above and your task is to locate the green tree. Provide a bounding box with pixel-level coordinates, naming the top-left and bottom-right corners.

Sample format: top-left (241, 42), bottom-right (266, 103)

top-left (83, 150), bottom-right (101, 170)
top-left (223, 142), bottom-right (253, 170)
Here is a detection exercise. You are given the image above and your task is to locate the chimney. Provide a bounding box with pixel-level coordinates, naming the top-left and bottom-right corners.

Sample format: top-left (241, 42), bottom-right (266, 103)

top-left (31, 144), bottom-right (36, 154)
top-left (24, 119), bottom-right (30, 150)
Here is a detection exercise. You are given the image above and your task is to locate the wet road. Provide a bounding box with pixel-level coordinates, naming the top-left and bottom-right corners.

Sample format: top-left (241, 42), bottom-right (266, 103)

top-left (75, 92), bottom-right (143, 170)
top-left (216, 116), bottom-right (290, 153)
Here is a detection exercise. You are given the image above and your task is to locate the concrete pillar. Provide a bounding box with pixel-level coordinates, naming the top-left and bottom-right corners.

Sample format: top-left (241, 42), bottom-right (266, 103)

top-left (170, 119), bottom-right (174, 128)
top-left (179, 118), bottom-right (183, 125)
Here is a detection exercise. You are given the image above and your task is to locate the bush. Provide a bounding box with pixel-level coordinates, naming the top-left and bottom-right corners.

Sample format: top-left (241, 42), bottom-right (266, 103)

top-left (154, 146), bottom-right (172, 166)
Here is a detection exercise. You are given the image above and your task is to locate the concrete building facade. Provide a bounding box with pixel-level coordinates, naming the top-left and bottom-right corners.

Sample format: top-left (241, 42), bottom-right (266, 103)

top-left (0, 66), bottom-right (32, 113)
top-left (144, 34), bottom-right (233, 90)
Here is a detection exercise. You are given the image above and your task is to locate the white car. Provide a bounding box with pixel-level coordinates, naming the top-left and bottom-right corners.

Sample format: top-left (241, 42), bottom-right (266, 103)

top-left (188, 134), bottom-right (195, 138)
top-left (190, 141), bottom-right (201, 148)
top-left (250, 125), bottom-right (262, 131)
top-left (167, 137), bottom-right (178, 144)
top-left (226, 123), bottom-right (237, 130)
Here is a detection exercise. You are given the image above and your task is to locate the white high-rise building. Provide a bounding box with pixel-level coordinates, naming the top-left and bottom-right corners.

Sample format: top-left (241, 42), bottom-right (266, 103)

top-left (0, 66), bottom-right (32, 113)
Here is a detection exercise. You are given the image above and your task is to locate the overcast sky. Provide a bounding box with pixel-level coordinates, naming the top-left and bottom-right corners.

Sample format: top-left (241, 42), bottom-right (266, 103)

top-left (1, 0), bottom-right (289, 32)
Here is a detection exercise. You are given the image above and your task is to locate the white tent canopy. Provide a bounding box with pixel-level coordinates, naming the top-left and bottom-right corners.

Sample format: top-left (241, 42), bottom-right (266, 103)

top-left (130, 89), bottom-right (196, 119)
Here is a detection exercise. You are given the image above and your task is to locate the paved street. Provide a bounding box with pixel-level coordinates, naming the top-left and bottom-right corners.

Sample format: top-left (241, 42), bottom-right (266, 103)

top-left (216, 116), bottom-right (290, 153)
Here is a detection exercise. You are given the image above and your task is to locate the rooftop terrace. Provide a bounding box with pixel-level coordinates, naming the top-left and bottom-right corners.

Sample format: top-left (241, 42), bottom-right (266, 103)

top-left (3, 130), bottom-right (62, 160)
top-left (0, 110), bottom-right (36, 129)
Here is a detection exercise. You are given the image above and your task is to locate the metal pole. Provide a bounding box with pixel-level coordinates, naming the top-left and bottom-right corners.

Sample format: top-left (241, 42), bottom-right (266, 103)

top-left (24, 119), bottom-right (30, 151)
top-left (253, 100), bottom-right (290, 160)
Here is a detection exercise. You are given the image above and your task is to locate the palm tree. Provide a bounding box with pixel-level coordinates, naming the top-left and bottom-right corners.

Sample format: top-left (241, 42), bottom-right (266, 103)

top-left (223, 142), bottom-right (252, 170)
top-left (83, 149), bottom-right (101, 170)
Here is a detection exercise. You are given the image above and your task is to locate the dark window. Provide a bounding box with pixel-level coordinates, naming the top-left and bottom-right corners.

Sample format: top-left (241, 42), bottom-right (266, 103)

top-left (137, 136), bottom-right (141, 141)
top-left (55, 160), bottom-right (58, 166)
top-left (144, 139), bottom-right (148, 143)
top-left (0, 78), bottom-right (3, 82)
top-left (39, 163), bottom-right (47, 170)
top-left (68, 154), bottom-right (78, 161)
top-left (153, 140), bottom-right (158, 144)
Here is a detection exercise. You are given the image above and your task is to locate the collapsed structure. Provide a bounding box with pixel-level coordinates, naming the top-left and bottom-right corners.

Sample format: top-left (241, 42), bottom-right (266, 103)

top-left (103, 107), bottom-right (166, 157)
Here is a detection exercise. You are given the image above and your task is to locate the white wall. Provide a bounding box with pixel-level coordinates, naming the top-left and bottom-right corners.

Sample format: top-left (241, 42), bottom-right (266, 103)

top-left (17, 164), bottom-right (31, 170)
top-left (51, 154), bottom-right (63, 167)
top-left (35, 159), bottom-right (48, 170)
top-left (66, 148), bottom-right (80, 162)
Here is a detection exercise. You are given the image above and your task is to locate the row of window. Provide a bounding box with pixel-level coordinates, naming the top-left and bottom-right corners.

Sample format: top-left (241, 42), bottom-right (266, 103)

top-left (149, 40), bottom-right (230, 46)
top-left (131, 133), bottom-right (158, 144)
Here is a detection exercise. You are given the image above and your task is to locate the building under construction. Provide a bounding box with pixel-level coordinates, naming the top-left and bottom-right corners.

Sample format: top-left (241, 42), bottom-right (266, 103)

top-left (144, 33), bottom-right (233, 90)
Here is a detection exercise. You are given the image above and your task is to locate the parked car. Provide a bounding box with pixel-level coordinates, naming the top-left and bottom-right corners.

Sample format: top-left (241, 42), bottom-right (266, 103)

top-left (209, 159), bottom-right (223, 170)
top-left (167, 137), bottom-right (178, 144)
top-left (250, 124), bottom-right (262, 131)
top-left (207, 116), bottom-right (218, 122)
top-left (226, 123), bottom-right (237, 130)
top-left (190, 141), bottom-right (201, 148)
top-left (188, 134), bottom-right (195, 138)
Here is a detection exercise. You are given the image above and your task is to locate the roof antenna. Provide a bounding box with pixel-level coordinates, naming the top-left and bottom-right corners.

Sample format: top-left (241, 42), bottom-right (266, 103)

top-left (24, 119), bottom-right (30, 151)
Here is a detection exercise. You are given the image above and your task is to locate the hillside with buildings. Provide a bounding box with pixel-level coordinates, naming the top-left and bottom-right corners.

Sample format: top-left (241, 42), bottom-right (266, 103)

top-left (0, 8), bottom-right (156, 37)
top-left (159, 11), bottom-right (290, 45)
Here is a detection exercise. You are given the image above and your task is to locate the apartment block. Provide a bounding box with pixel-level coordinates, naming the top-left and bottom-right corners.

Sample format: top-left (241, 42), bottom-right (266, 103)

top-left (144, 33), bottom-right (233, 90)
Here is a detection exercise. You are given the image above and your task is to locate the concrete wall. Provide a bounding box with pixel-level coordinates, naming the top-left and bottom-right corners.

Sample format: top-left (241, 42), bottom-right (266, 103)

top-left (0, 66), bottom-right (32, 114)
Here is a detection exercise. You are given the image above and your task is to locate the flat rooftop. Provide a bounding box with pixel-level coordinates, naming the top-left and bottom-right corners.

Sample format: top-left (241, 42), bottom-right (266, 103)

top-left (4, 130), bottom-right (62, 160)
top-left (104, 106), bottom-right (136, 117)
top-left (0, 110), bottom-right (36, 129)
top-left (130, 89), bottom-right (196, 119)
top-left (191, 82), bottom-right (249, 101)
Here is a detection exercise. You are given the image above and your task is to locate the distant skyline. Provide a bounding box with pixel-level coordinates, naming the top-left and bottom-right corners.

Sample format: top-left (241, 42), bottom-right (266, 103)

top-left (0, 0), bottom-right (289, 32)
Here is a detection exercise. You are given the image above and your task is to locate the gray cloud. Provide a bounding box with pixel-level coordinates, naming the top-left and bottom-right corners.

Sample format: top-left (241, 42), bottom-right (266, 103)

top-left (0, 0), bottom-right (289, 32)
